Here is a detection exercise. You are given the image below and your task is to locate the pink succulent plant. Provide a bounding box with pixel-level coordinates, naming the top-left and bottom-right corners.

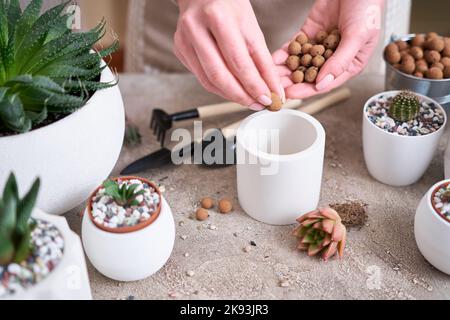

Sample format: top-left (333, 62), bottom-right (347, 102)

top-left (293, 207), bottom-right (347, 261)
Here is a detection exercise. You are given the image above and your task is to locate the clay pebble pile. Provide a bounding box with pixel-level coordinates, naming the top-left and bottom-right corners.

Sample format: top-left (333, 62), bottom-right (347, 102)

top-left (0, 220), bottom-right (64, 297)
top-left (366, 95), bottom-right (445, 136)
top-left (91, 179), bottom-right (160, 229)
top-left (433, 184), bottom-right (450, 222)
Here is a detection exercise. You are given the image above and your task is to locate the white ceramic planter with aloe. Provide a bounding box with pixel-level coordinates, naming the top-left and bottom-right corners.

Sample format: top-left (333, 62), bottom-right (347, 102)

top-left (82, 177), bottom-right (175, 282)
top-left (1, 174), bottom-right (91, 300)
top-left (363, 90), bottom-right (447, 187)
top-left (415, 179), bottom-right (450, 275)
top-left (0, 1), bottom-right (125, 215)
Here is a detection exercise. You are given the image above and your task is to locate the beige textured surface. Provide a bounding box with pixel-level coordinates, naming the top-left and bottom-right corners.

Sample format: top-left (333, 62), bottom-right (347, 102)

top-left (65, 73), bottom-right (450, 300)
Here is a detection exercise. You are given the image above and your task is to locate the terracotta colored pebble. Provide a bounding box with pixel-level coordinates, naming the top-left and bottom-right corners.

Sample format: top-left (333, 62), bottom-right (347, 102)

top-left (292, 70), bottom-right (305, 83)
top-left (288, 41), bottom-right (302, 55)
top-left (218, 199), bottom-right (233, 214)
top-left (196, 208), bottom-right (209, 221)
top-left (201, 197), bottom-right (214, 209)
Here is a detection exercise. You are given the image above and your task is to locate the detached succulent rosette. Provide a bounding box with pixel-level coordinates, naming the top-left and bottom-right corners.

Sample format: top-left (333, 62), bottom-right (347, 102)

top-left (293, 207), bottom-right (347, 261)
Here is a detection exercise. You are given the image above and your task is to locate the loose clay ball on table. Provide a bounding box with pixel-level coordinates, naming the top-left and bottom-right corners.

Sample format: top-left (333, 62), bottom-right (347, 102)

top-left (384, 32), bottom-right (450, 79)
top-left (286, 29), bottom-right (342, 84)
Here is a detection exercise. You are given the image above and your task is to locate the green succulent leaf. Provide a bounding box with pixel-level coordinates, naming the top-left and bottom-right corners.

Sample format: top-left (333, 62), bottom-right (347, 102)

top-left (0, 174), bottom-right (18, 237)
top-left (16, 178), bottom-right (40, 235)
top-left (0, 233), bottom-right (14, 265)
top-left (0, 0), bottom-right (118, 134)
top-left (13, 226), bottom-right (31, 263)
top-left (15, 0), bottom-right (43, 49)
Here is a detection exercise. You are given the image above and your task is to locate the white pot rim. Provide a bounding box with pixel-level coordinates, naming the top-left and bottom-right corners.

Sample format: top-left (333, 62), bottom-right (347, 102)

top-left (0, 59), bottom-right (113, 142)
top-left (426, 179), bottom-right (450, 227)
top-left (363, 90), bottom-right (447, 140)
top-left (237, 109), bottom-right (326, 163)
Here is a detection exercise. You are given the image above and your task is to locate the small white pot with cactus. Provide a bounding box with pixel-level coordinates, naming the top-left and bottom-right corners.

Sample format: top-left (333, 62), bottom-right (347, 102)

top-left (0, 173), bottom-right (91, 300)
top-left (0, 0), bottom-right (125, 215)
top-left (363, 90), bottom-right (447, 187)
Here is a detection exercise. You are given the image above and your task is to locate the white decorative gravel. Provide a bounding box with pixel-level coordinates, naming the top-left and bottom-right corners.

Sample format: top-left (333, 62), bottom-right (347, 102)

top-left (91, 179), bottom-right (160, 229)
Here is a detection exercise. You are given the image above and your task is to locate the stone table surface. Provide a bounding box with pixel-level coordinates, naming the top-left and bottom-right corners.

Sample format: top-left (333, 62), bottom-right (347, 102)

top-left (65, 72), bottom-right (450, 300)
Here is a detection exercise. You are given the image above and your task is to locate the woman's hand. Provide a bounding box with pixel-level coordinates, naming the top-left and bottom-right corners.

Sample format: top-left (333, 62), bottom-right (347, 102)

top-left (273, 0), bottom-right (384, 99)
top-left (174, 0), bottom-right (284, 111)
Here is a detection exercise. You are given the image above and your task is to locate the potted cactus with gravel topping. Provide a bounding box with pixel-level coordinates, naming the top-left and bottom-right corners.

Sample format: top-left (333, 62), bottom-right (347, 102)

top-left (0, 173), bottom-right (91, 300)
top-left (0, 0), bottom-right (125, 215)
top-left (362, 90), bottom-right (447, 186)
top-left (82, 177), bottom-right (175, 282)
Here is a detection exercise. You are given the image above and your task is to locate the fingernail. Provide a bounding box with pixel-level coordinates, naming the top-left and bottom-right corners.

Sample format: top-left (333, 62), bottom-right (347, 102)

top-left (249, 103), bottom-right (265, 111)
top-left (257, 95), bottom-right (272, 106)
top-left (316, 74), bottom-right (335, 91)
top-left (279, 84), bottom-right (286, 103)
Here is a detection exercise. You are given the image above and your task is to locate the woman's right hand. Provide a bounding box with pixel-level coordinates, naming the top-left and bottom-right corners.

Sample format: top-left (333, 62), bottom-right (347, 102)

top-left (174, 0), bottom-right (284, 111)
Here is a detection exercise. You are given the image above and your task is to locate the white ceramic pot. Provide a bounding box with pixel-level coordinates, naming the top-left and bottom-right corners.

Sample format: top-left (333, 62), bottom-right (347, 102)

top-left (363, 91), bottom-right (447, 187)
top-left (444, 142), bottom-right (450, 179)
top-left (0, 60), bottom-right (125, 215)
top-left (82, 197), bottom-right (175, 282)
top-left (4, 208), bottom-right (92, 300)
top-left (236, 109), bottom-right (326, 225)
top-left (415, 179), bottom-right (450, 275)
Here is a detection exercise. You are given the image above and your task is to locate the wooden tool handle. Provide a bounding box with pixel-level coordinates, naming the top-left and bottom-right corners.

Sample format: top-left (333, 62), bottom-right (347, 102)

top-left (222, 87), bottom-right (351, 140)
top-left (197, 102), bottom-right (247, 119)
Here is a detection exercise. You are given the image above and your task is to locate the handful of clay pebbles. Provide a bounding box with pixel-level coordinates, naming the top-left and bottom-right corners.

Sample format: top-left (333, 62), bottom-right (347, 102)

top-left (384, 32), bottom-right (450, 79)
top-left (286, 29), bottom-right (341, 84)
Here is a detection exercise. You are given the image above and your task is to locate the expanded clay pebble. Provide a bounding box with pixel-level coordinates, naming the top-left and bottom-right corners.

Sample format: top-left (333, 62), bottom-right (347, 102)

top-left (219, 199), bottom-right (233, 214)
top-left (310, 44), bottom-right (325, 57)
top-left (301, 54), bottom-right (313, 67)
top-left (315, 31), bottom-right (328, 44)
top-left (384, 32), bottom-right (450, 79)
top-left (292, 70), bottom-right (305, 83)
top-left (312, 55), bottom-right (325, 68)
top-left (444, 66), bottom-right (450, 78)
top-left (288, 41), bottom-right (302, 55)
top-left (296, 32), bottom-right (308, 45)
top-left (287, 29), bottom-right (341, 84)
top-left (196, 208), bottom-right (209, 221)
top-left (201, 197), bottom-right (214, 209)
top-left (426, 67), bottom-right (444, 79)
top-left (267, 92), bottom-right (283, 112)
top-left (305, 67), bottom-right (319, 83)
top-left (286, 55), bottom-right (300, 71)
top-left (425, 50), bottom-right (441, 64)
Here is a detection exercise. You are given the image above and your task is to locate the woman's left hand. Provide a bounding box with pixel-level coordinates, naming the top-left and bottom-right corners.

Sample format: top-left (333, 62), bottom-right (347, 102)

top-left (272, 0), bottom-right (384, 99)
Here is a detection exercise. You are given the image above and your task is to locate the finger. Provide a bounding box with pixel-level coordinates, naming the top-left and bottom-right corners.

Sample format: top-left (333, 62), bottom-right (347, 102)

top-left (272, 47), bottom-right (289, 65)
top-left (315, 33), bottom-right (361, 91)
top-left (286, 71), bottom-right (351, 99)
top-left (276, 65), bottom-right (292, 77)
top-left (190, 26), bottom-right (264, 110)
top-left (249, 34), bottom-right (285, 101)
top-left (208, 18), bottom-right (273, 106)
top-left (174, 31), bottom-right (223, 97)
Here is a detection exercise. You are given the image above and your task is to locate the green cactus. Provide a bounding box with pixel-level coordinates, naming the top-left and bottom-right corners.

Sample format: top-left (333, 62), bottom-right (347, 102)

top-left (0, 173), bottom-right (40, 265)
top-left (388, 91), bottom-right (421, 122)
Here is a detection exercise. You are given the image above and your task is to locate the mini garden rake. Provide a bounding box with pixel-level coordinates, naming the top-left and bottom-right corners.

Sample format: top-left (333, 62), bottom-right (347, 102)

top-left (150, 101), bottom-right (251, 147)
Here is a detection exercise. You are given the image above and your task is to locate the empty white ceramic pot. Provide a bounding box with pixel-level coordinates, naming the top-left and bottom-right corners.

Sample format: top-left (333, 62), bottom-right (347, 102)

top-left (363, 91), bottom-right (447, 187)
top-left (0, 60), bottom-right (125, 215)
top-left (82, 196), bottom-right (175, 282)
top-left (236, 109), bottom-right (326, 225)
top-left (415, 179), bottom-right (450, 275)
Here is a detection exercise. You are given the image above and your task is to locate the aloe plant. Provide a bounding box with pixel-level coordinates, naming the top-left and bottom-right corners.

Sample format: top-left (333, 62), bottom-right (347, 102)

top-left (0, 0), bottom-right (118, 134)
top-left (0, 173), bottom-right (40, 265)
top-left (102, 180), bottom-right (146, 207)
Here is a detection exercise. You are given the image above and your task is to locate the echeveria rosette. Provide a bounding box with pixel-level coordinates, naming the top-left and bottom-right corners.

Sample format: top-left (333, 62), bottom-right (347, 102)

top-left (0, 0), bottom-right (119, 133)
top-left (293, 207), bottom-right (347, 261)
